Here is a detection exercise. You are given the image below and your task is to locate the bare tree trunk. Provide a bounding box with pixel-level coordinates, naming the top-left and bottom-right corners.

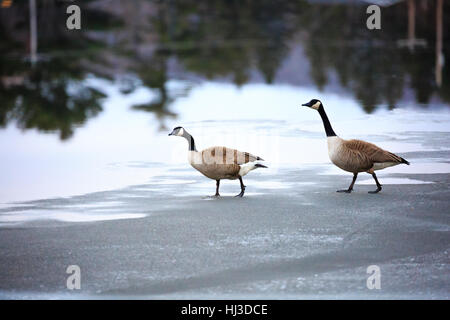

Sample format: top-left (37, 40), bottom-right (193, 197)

top-left (407, 0), bottom-right (415, 51)
top-left (435, 0), bottom-right (443, 87)
top-left (29, 0), bottom-right (38, 65)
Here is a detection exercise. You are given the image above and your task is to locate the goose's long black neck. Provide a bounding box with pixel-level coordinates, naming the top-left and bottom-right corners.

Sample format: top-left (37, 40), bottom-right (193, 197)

top-left (318, 106), bottom-right (337, 137)
top-left (184, 133), bottom-right (197, 151)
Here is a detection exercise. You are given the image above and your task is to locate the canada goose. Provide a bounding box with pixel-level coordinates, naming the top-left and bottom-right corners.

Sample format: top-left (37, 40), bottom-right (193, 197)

top-left (168, 126), bottom-right (267, 197)
top-left (301, 99), bottom-right (410, 193)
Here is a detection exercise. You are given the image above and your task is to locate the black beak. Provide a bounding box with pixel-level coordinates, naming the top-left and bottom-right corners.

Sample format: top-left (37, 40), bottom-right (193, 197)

top-left (254, 164), bottom-right (268, 168)
top-left (168, 132), bottom-right (173, 136)
top-left (301, 103), bottom-right (309, 107)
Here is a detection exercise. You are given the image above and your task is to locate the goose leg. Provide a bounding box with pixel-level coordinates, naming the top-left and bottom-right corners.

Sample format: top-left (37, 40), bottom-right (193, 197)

top-left (214, 180), bottom-right (220, 197)
top-left (235, 176), bottom-right (246, 197)
top-left (368, 172), bottom-right (382, 194)
top-left (337, 173), bottom-right (358, 193)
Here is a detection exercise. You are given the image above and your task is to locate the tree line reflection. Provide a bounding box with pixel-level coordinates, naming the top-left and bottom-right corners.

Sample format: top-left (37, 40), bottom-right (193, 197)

top-left (0, 0), bottom-right (448, 140)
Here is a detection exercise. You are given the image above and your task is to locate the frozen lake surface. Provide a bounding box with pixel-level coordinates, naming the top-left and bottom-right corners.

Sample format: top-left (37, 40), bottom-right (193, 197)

top-left (1, 0), bottom-right (449, 299)
top-left (0, 91), bottom-right (449, 299)
top-left (0, 166), bottom-right (448, 299)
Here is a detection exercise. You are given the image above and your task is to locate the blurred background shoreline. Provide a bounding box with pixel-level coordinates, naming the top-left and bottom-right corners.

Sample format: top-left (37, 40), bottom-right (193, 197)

top-left (0, 0), bottom-right (449, 204)
top-left (1, 0), bottom-right (449, 137)
top-left (0, 0), bottom-right (449, 300)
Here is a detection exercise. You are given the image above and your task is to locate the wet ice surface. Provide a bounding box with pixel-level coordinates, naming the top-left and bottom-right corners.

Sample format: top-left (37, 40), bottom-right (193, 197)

top-left (0, 161), bottom-right (443, 227)
top-left (356, 178), bottom-right (433, 185)
top-left (0, 135), bottom-right (449, 299)
top-left (1, 126), bottom-right (449, 227)
top-left (1, 85), bottom-right (450, 298)
top-left (2, 80), bottom-right (450, 204)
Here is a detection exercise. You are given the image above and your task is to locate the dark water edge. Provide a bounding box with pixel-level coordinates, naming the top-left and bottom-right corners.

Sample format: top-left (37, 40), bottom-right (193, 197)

top-left (1, 0), bottom-right (449, 140)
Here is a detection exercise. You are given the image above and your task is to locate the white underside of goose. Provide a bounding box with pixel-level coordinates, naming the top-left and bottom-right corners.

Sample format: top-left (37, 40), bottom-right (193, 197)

top-left (372, 162), bottom-right (398, 170)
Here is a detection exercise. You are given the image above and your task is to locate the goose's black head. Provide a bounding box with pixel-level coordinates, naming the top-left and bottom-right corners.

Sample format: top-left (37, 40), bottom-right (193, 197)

top-left (168, 126), bottom-right (184, 137)
top-left (301, 99), bottom-right (322, 111)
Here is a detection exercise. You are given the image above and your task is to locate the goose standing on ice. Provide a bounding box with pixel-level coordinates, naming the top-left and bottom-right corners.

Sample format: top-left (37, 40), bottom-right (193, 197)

top-left (301, 99), bottom-right (410, 193)
top-left (169, 126), bottom-right (267, 197)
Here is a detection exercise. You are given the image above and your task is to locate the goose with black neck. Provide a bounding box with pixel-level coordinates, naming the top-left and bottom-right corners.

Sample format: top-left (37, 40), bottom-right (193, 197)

top-left (301, 99), bottom-right (410, 193)
top-left (169, 126), bottom-right (267, 197)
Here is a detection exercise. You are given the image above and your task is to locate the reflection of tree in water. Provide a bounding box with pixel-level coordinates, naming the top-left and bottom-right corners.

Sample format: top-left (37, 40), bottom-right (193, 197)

top-left (0, 0), bottom-right (117, 140)
top-left (0, 57), bottom-right (105, 140)
top-left (0, 0), bottom-right (449, 140)
top-left (128, 0), bottom-right (299, 127)
top-left (124, 1), bottom-right (178, 131)
top-left (300, 4), bottom-right (406, 112)
top-left (152, 0), bottom-right (300, 86)
top-left (131, 53), bottom-right (177, 131)
top-left (300, 2), bottom-right (450, 113)
top-left (140, 0), bottom-right (449, 115)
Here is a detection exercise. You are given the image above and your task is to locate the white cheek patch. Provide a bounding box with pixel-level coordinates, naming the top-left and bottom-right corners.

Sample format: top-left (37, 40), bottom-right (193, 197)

top-left (312, 101), bottom-right (321, 110)
top-left (178, 128), bottom-right (184, 136)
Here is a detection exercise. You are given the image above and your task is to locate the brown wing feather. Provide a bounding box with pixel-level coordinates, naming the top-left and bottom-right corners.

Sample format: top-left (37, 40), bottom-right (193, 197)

top-left (344, 139), bottom-right (404, 164)
top-left (193, 146), bottom-right (262, 180)
top-left (336, 140), bottom-right (373, 171)
top-left (201, 146), bottom-right (261, 165)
